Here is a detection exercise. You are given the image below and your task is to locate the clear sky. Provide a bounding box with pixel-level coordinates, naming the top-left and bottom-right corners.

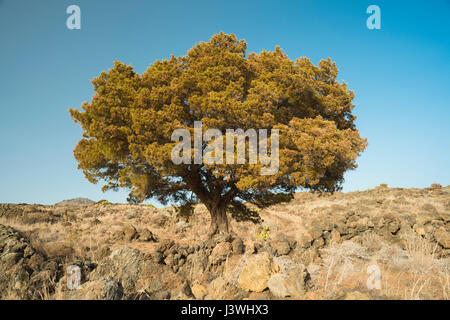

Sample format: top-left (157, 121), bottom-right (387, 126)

top-left (0, 0), bottom-right (449, 205)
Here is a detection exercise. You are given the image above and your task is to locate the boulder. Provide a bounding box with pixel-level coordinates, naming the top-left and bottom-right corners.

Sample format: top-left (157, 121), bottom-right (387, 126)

top-left (435, 227), bottom-right (450, 249)
top-left (237, 252), bottom-right (279, 292)
top-left (269, 235), bottom-right (291, 256)
top-left (155, 239), bottom-right (174, 254)
top-left (164, 253), bottom-right (177, 267)
top-left (139, 229), bottom-right (157, 242)
top-left (232, 237), bottom-right (244, 254)
top-left (207, 276), bottom-right (228, 299)
top-left (135, 260), bottom-right (184, 299)
top-left (330, 229), bottom-right (342, 243)
top-left (209, 242), bottom-right (232, 265)
top-left (89, 246), bottom-right (144, 296)
top-left (191, 282), bottom-right (208, 299)
top-left (296, 231), bottom-right (313, 248)
top-left (122, 223), bottom-right (138, 241)
top-left (284, 265), bottom-right (309, 298)
top-left (186, 250), bottom-right (208, 280)
top-left (267, 273), bottom-right (289, 298)
top-left (71, 279), bottom-right (123, 300)
top-left (223, 255), bottom-right (244, 283)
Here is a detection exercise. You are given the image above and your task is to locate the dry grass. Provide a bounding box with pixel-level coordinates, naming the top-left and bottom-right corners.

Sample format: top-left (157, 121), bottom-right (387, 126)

top-left (315, 231), bottom-right (450, 300)
top-left (0, 186), bottom-right (448, 299)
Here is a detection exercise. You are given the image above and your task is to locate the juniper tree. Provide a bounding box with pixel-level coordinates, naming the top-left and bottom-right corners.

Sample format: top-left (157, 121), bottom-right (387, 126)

top-left (69, 32), bottom-right (367, 236)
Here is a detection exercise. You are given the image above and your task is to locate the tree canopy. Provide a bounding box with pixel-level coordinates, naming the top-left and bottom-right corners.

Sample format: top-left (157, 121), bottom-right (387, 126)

top-left (69, 32), bottom-right (367, 235)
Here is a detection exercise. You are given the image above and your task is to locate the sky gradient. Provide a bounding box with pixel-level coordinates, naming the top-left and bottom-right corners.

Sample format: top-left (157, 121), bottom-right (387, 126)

top-left (0, 0), bottom-right (449, 205)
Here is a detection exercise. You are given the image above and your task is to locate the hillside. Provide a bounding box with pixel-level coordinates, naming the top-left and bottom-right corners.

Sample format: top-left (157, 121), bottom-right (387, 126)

top-left (0, 185), bottom-right (448, 300)
top-left (55, 198), bottom-right (95, 206)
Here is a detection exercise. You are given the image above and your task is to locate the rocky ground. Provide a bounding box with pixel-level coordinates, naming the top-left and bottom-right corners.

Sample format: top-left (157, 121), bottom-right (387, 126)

top-left (0, 184), bottom-right (449, 300)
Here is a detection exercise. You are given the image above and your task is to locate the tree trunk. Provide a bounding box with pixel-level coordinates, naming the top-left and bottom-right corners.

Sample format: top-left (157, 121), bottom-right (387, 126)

top-left (208, 205), bottom-right (229, 237)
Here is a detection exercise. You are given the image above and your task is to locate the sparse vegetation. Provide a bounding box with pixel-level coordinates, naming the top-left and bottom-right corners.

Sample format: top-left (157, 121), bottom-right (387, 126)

top-left (0, 185), bottom-right (448, 300)
top-left (256, 225), bottom-right (270, 240)
top-left (96, 199), bottom-right (112, 206)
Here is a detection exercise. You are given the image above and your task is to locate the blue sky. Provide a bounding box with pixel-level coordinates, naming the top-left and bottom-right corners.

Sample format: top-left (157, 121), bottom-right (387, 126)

top-left (0, 0), bottom-right (449, 205)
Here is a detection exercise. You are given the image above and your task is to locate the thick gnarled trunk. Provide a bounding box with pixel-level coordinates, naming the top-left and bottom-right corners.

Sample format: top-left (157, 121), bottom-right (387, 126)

top-left (186, 171), bottom-right (235, 237)
top-left (207, 205), bottom-right (229, 236)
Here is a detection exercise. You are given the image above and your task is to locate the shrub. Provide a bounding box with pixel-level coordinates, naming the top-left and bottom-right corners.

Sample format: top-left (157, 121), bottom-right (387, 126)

top-left (96, 199), bottom-right (111, 206)
top-left (256, 225), bottom-right (270, 240)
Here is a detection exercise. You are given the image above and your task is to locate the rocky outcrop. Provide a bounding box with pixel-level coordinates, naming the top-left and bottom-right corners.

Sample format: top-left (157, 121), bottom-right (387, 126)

top-left (69, 279), bottom-right (124, 300)
top-left (293, 209), bottom-right (450, 258)
top-left (55, 198), bottom-right (95, 206)
top-left (0, 224), bottom-right (63, 299)
top-left (88, 246), bottom-right (144, 296)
